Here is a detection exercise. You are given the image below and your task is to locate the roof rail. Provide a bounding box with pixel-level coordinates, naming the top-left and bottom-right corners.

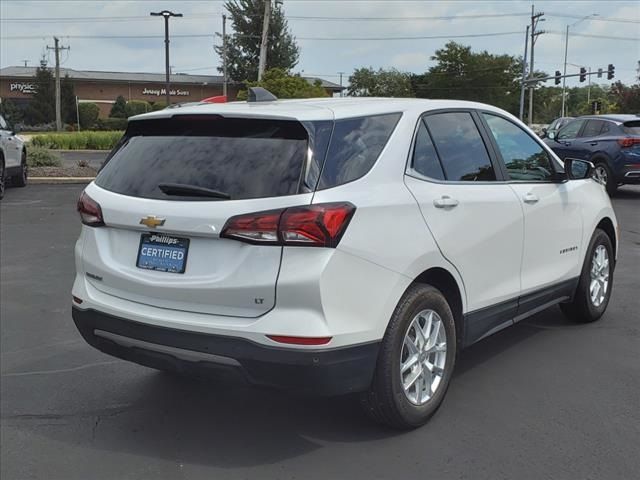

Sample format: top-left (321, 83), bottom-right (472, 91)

top-left (248, 87), bottom-right (278, 102)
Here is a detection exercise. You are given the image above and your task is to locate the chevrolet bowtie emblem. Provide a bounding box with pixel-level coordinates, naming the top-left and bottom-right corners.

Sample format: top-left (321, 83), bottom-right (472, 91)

top-left (140, 216), bottom-right (166, 228)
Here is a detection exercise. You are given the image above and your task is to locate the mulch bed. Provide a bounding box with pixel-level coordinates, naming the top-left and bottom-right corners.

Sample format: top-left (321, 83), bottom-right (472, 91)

top-left (29, 166), bottom-right (98, 177)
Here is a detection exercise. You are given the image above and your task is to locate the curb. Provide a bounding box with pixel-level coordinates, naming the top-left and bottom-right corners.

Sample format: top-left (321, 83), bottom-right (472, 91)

top-left (29, 177), bottom-right (95, 185)
top-left (55, 150), bottom-right (109, 154)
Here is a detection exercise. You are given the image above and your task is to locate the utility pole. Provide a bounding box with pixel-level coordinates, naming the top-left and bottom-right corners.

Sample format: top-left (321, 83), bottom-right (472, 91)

top-left (519, 25), bottom-right (530, 121)
top-left (528, 5), bottom-right (545, 126)
top-left (587, 67), bottom-right (592, 104)
top-left (338, 71), bottom-right (345, 97)
top-left (561, 15), bottom-right (597, 117)
top-left (258, 0), bottom-right (271, 81)
top-left (22, 60), bottom-right (29, 67)
top-left (222, 14), bottom-right (228, 96)
top-left (150, 10), bottom-right (183, 106)
top-left (46, 37), bottom-right (69, 132)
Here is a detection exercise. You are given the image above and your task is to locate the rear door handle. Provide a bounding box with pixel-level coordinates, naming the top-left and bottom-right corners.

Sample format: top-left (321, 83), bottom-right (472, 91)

top-left (590, 142), bottom-right (598, 146)
top-left (433, 196), bottom-right (459, 209)
top-left (523, 193), bottom-right (539, 204)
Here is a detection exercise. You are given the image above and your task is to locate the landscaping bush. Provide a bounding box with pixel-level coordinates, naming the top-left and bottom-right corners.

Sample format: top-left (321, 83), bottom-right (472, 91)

top-left (27, 146), bottom-right (62, 167)
top-left (78, 103), bottom-right (100, 129)
top-left (94, 117), bottom-right (128, 131)
top-left (30, 131), bottom-right (123, 150)
top-left (125, 100), bottom-right (151, 117)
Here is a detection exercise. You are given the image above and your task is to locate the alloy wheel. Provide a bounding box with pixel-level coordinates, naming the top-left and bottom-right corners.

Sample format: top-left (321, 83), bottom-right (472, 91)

top-left (400, 309), bottom-right (447, 406)
top-left (590, 245), bottom-right (610, 307)
top-left (593, 165), bottom-right (608, 186)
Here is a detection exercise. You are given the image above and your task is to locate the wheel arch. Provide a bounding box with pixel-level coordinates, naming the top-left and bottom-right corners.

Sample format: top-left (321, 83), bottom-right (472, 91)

top-left (596, 216), bottom-right (617, 260)
top-left (411, 267), bottom-right (465, 346)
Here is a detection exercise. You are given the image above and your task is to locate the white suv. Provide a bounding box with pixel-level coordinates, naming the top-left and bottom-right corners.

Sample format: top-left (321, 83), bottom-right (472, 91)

top-left (72, 94), bottom-right (617, 429)
top-left (0, 114), bottom-right (28, 199)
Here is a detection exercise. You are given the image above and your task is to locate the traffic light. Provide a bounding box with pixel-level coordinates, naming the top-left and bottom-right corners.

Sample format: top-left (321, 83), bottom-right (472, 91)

top-left (607, 64), bottom-right (615, 80)
top-left (579, 67), bottom-right (587, 82)
top-left (554, 70), bottom-right (562, 85)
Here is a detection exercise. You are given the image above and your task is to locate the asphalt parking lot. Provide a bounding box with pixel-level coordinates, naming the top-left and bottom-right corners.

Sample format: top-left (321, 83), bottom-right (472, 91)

top-left (1, 184), bottom-right (639, 480)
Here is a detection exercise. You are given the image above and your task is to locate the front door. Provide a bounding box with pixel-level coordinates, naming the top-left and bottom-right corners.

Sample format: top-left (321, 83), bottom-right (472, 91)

top-left (480, 112), bottom-right (583, 301)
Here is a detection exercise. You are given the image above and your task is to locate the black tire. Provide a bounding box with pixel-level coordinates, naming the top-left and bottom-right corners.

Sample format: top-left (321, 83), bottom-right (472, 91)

top-left (0, 157), bottom-right (5, 200)
top-left (593, 161), bottom-right (617, 196)
top-left (13, 150), bottom-right (27, 188)
top-left (360, 284), bottom-right (457, 429)
top-left (560, 229), bottom-right (614, 323)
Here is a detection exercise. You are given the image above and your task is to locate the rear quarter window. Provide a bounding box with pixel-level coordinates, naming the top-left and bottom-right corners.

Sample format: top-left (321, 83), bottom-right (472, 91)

top-left (317, 113), bottom-right (401, 189)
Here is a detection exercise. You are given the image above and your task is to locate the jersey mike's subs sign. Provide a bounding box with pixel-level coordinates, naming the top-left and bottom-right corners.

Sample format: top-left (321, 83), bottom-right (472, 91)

top-left (142, 87), bottom-right (190, 97)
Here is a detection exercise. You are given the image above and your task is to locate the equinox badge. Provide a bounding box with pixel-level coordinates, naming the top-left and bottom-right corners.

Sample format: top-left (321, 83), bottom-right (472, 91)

top-left (140, 216), bottom-right (166, 229)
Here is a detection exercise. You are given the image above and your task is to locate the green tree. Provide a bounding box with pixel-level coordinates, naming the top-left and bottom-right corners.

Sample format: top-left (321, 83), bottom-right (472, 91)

top-left (609, 81), bottom-right (640, 113)
top-left (61, 74), bottom-right (76, 124)
top-left (237, 68), bottom-right (328, 99)
top-left (77, 103), bottom-right (99, 129)
top-left (411, 42), bottom-right (528, 115)
top-left (215, 0), bottom-right (299, 82)
top-left (110, 95), bottom-right (127, 118)
top-left (0, 99), bottom-right (24, 126)
top-left (25, 58), bottom-right (55, 125)
top-left (348, 68), bottom-right (414, 97)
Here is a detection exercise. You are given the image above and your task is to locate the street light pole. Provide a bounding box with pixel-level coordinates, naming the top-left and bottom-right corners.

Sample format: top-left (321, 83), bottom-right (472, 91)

top-left (150, 10), bottom-right (183, 106)
top-left (561, 14), bottom-right (597, 117)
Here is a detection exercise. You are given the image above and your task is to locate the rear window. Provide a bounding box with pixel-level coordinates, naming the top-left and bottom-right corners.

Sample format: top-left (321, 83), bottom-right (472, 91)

top-left (317, 113), bottom-right (401, 189)
top-left (623, 121), bottom-right (640, 135)
top-left (96, 116), bottom-right (309, 201)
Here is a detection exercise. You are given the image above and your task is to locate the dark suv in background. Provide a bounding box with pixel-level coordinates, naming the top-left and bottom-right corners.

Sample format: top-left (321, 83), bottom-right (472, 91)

top-left (545, 114), bottom-right (640, 195)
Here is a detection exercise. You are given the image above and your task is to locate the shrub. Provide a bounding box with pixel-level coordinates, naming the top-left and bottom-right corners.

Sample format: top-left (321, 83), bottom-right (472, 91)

top-left (30, 131), bottom-right (123, 150)
top-left (78, 103), bottom-right (100, 129)
top-left (27, 146), bottom-right (61, 167)
top-left (94, 117), bottom-right (128, 131)
top-left (110, 95), bottom-right (127, 118)
top-left (150, 101), bottom-right (167, 112)
top-left (125, 100), bottom-right (151, 117)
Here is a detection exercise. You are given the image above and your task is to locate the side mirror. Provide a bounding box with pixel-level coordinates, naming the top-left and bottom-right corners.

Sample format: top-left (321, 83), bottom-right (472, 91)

top-left (565, 158), bottom-right (594, 180)
top-left (541, 127), bottom-right (548, 138)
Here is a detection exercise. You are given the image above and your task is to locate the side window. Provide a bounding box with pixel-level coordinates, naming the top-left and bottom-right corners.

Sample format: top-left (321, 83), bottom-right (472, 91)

top-left (424, 112), bottom-right (496, 181)
top-left (557, 119), bottom-right (585, 140)
top-left (411, 120), bottom-right (445, 180)
top-left (317, 113), bottom-right (401, 189)
top-left (0, 115), bottom-right (7, 130)
top-left (483, 113), bottom-right (555, 182)
top-left (580, 120), bottom-right (605, 138)
top-left (600, 122), bottom-right (610, 134)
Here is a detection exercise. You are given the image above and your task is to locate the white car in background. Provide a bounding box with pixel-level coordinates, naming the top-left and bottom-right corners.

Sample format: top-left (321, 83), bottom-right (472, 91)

top-left (0, 114), bottom-right (27, 199)
top-left (72, 92), bottom-right (618, 429)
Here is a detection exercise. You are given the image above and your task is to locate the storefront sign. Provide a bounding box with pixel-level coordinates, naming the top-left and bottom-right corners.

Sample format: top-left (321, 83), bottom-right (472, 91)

top-left (10, 82), bottom-right (36, 94)
top-left (142, 87), bottom-right (190, 97)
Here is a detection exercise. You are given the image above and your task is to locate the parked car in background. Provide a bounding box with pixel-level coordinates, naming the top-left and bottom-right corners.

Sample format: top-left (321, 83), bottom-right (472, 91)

top-left (0, 114), bottom-right (27, 199)
top-left (72, 95), bottom-right (617, 429)
top-left (540, 116), bottom-right (574, 139)
top-left (545, 114), bottom-right (640, 195)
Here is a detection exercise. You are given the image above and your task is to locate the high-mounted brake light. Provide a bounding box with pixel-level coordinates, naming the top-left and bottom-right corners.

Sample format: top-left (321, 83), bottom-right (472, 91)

top-left (618, 137), bottom-right (640, 148)
top-left (77, 191), bottom-right (105, 227)
top-left (220, 202), bottom-right (355, 248)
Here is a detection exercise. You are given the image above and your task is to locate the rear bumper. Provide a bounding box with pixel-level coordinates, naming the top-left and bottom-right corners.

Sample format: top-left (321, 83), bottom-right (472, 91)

top-left (621, 166), bottom-right (640, 184)
top-left (72, 307), bottom-right (379, 396)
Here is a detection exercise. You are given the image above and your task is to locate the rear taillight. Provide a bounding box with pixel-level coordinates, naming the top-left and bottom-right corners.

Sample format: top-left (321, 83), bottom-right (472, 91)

top-left (618, 137), bottom-right (640, 148)
top-left (77, 191), bottom-right (104, 227)
top-left (221, 202), bottom-right (355, 248)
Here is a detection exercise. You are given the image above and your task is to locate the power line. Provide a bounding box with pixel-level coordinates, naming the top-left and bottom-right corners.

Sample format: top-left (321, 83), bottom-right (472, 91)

top-left (2, 31), bottom-right (638, 42)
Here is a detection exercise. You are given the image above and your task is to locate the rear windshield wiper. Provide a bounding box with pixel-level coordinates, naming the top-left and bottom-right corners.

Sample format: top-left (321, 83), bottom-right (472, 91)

top-left (158, 183), bottom-right (231, 199)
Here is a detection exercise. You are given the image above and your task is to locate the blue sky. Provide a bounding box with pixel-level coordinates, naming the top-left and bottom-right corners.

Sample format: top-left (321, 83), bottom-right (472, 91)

top-left (1, 0), bottom-right (638, 87)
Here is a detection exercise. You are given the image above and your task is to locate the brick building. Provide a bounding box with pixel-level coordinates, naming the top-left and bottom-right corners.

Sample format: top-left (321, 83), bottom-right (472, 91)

top-left (0, 66), bottom-right (344, 118)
